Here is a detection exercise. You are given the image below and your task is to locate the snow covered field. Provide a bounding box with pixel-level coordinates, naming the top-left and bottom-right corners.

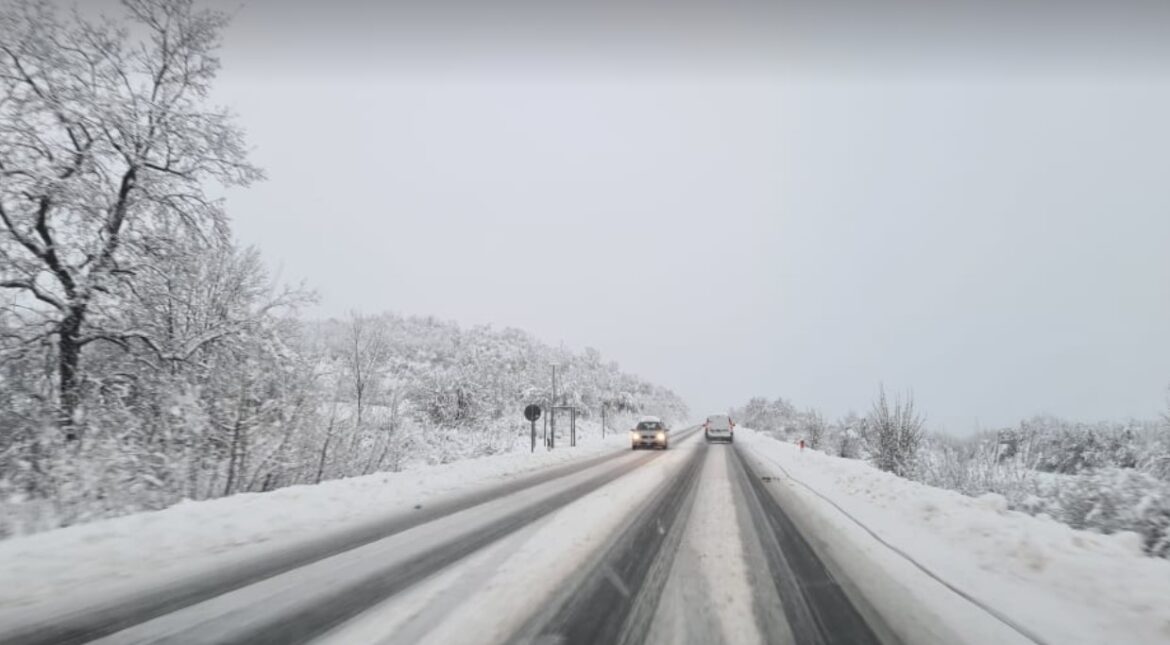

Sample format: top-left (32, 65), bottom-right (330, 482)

top-left (738, 428), bottom-right (1170, 645)
top-left (0, 427), bottom-right (630, 612)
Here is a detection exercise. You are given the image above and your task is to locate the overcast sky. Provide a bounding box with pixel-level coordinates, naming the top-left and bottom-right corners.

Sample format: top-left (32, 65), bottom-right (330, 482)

top-left (179, 0), bottom-right (1170, 431)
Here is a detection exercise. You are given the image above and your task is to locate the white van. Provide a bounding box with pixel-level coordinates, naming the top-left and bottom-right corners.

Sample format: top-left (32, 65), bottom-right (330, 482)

top-left (704, 414), bottom-right (734, 443)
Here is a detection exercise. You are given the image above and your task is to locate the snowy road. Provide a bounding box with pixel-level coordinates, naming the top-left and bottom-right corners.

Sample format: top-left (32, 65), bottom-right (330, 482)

top-left (2, 428), bottom-right (885, 645)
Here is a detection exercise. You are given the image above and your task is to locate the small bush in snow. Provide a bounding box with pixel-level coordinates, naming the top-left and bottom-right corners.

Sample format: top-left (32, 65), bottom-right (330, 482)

top-left (864, 386), bottom-right (924, 478)
top-left (1044, 469), bottom-right (1170, 558)
top-left (803, 409), bottom-right (826, 450)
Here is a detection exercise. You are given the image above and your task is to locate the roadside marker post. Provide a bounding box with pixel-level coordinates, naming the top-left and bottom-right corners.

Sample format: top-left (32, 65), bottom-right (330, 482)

top-left (524, 404), bottom-right (542, 453)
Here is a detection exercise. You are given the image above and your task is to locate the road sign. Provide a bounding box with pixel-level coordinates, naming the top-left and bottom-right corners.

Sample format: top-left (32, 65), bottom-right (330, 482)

top-left (525, 404), bottom-right (542, 453)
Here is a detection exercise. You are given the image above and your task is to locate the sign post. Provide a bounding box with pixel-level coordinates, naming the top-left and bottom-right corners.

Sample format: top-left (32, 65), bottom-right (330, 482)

top-left (524, 404), bottom-right (542, 453)
top-left (549, 365), bottom-right (557, 449)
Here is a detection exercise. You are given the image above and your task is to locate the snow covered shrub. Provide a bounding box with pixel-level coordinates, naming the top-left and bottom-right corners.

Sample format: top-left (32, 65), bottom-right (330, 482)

top-left (733, 397), bottom-right (800, 440)
top-left (911, 419), bottom-right (1170, 559)
top-left (1139, 411), bottom-right (1170, 481)
top-left (802, 409), bottom-right (826, 449)
top-left (429, 421), bottom-right (516, 465)
top-left (864, 387), bottom-right (924, 478)
top-left (832, 412), bottom-right (865, 459)
top-left (1020, 416), bottom-right (1151, 474)
top-left (1044, 469), bottom-right (1170, 558)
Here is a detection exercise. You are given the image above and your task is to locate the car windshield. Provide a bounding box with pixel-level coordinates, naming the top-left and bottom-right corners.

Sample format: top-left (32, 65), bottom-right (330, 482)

top-left (2, 3), bottom-right (1162, 644)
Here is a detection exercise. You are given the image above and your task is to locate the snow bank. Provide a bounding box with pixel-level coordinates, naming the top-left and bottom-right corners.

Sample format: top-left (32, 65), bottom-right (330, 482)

top-left (738, 429), bottom-right (1170, 645)
top-left (0, 428), bottom-right (629, 611)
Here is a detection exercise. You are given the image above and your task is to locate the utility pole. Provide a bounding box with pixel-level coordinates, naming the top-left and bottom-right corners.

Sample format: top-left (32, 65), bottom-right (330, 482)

top-left (601, 404), bottom-right (606, 438)
top-left (550, 364), bottom-right (557, 449)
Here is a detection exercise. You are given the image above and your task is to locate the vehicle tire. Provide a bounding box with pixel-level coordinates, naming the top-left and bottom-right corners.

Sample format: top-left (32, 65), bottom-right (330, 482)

top-left (631, 444), bottom-right (638, 451)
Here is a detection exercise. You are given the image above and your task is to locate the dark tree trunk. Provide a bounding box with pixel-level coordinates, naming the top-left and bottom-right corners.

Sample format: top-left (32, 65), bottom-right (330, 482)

top-left (58, 306), bottom-right (86, 441)
top-left (223, 417), bottom-right (242, 497)
top-left (315, 433), bottom-right (332, 485)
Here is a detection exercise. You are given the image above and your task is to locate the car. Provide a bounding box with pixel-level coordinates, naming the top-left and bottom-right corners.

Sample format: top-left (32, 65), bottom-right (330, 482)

top-left (630, 416), bottom-right (669, 450)
top-left (704, 414), bottom-right (734, 443)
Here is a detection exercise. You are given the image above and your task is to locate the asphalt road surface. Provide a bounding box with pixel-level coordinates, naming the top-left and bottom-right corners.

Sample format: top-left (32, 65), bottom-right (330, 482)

top-left (1, 427), bottom-right (886, 645)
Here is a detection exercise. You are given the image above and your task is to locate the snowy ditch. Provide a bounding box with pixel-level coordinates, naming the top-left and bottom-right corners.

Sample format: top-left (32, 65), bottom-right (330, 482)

top-left (737, 428), bottom-right (1170, 645)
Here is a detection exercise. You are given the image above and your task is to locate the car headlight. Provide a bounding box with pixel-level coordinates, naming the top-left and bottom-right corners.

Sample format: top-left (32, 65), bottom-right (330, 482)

top-left (656, 432), bottom-right (666, 441)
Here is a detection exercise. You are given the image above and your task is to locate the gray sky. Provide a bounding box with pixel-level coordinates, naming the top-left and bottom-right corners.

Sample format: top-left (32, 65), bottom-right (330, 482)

top-left (194, 0), bottom-right (1170, 431)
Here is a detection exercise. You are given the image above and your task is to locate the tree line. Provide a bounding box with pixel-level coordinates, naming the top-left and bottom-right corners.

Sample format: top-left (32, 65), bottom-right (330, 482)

top-left (0, 0), bottom-right (687, 537)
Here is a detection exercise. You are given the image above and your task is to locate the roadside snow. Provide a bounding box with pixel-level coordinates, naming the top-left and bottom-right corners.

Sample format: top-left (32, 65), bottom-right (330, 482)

top-left (739, 429), bottom-right (1170, 645)
top-left (0, 426), bottom-right (629, 612)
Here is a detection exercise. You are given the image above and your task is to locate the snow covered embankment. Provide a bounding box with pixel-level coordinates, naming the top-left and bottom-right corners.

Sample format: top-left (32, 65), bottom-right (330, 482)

top-left (738, 428), bottom-right (1170, 645)
top-left (0, 426), bottom-right (629, 611)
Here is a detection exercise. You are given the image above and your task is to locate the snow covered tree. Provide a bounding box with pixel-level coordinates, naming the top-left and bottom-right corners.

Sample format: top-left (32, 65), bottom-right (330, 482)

top-left (733, 396), bottom-right (799, 438)
top-left (833, 411), bottom-right (864, 459)
top-left (341, 312), bottom-right (390, 428)
top-left (0, 0), bottom-right (260, 438)
top-left (0, 2), bottom-right (694, 538)
top-left (865, 385), bottom-right (924, 478)
top-left (802, 408), bottom-right (826, 449)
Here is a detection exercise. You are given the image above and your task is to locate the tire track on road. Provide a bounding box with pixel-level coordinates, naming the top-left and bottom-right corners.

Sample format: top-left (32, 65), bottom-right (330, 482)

top-left (731, 447), bottom-right (881, 645)
top-left (516, 440), bottom-right (707, 645)
top-left (2, 448), bottom-right (649, 645)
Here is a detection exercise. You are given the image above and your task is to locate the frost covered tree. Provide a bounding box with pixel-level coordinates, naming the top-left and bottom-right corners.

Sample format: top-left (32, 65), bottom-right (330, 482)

top-left (0, 0), bottom-right (260, 437)
top-left (733, 396), bottom-right (799, 438)
top-left (0, 1), bottom-right (693, 538)
top-left (802, 408), bottom-right (825, 449)
top-left (0, 0), bottom-right (315, 534)
top-left (864, 385), bottom-right (924, 478)
top-left (833, 411), bottom-right (864, 459)
top-left (342, 312), bottom-right (390, 428)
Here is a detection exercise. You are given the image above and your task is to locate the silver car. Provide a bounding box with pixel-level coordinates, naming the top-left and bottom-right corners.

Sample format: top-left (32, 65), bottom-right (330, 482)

top-left (630, 416), bottom-right (669, 450)
top-left (704, 414), bottom-right (734, 443)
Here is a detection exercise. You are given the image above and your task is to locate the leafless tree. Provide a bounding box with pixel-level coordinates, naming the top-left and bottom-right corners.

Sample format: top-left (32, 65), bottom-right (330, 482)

top-left (804, 408), bottom-right (825, 449)
top-left (866, 385), bottom-right (925, 477)
top-left (0, 0), bottom-right (260, 438)
top-left (343, 313), bottom-right (390, 429)
top-left (1163, 385), bottom-right (1170, 426)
